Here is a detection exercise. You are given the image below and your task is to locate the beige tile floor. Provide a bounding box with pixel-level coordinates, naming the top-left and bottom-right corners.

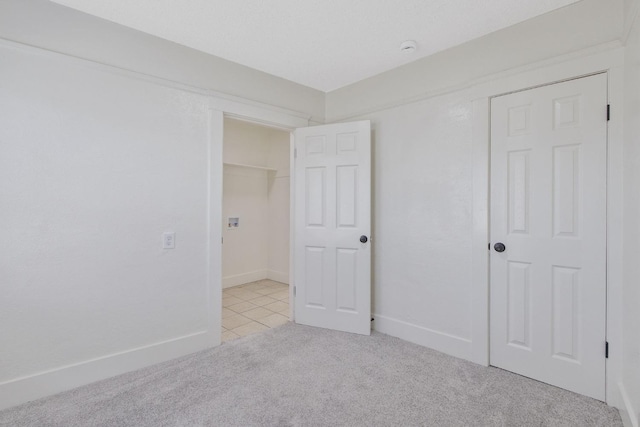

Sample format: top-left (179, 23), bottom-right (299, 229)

top-left (222, 279), bottom-right (290, 343)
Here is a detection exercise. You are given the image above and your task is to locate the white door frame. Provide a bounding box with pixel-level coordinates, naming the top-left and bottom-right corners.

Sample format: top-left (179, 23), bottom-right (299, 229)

top-left (209, 100), bottom-right (310, 344)
top-left (469, 51), bottom-right (625, 406)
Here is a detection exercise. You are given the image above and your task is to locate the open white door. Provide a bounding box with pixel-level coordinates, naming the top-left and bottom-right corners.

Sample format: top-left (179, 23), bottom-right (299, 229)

top-left (293, 120), bottom-right (371, 335)
top-left (490, 74), bottom-right (607, 400)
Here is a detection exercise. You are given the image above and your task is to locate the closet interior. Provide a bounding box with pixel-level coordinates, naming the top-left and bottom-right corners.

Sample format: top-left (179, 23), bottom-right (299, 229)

top-left (221, 118), bottom-right (291, 342)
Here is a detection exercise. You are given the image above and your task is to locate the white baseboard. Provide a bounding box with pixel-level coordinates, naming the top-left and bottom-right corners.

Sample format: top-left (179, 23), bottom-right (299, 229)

top-left (222, 270), bottom-right (268, 288)
top-left (618, 381), bottom-right (639, 427)
top-left (373, 314), bottom-right (473, 362)
top-left (0, 330), bottom-right (216, 411)
top-left (267, 269), bottom-right (289, 285)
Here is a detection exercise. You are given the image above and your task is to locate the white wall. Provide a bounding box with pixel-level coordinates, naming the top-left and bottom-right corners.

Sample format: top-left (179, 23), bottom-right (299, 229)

top-left (0, 43), bottom-right (215, 408)
top-left (622, 1), bottom-right (640, 425)
top-left (267, 133), bottom-right (291, 284)
top-left (349, 48), bottom-right (630, 405)
top-left (367, 92), bottom-right (475, 356)
top-left (0, 0), bottom-right (325, 123)
top-left (223, 119), bottom-right (272, 167)
top-left (222, 165), bottom-right (270, 287)
top-left (323, 0), bottom-right (629, 412)
top-left (0, 2), bottom-right (312, 409)
top-left (222, 120), bottom-right (290, 287)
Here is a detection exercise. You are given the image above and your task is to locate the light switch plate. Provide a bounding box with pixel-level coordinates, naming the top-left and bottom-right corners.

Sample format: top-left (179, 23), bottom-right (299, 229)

top-left (163, 232), bottom-right (176, 249)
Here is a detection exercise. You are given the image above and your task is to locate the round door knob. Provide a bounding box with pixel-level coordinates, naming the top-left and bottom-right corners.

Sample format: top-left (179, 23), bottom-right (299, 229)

top-left (360, 235), bottom-right (368, 243)
top-left (494, 242), bottom-right (506, 252)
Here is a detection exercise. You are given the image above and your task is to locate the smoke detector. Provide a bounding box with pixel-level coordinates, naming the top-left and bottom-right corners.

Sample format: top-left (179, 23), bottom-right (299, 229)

top-left (400, 40), bottom-right (417, 54)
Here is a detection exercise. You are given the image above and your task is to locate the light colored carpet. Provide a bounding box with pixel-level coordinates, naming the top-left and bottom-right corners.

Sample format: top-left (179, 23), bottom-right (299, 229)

top-left (0, 323), bottom-right (621, 426)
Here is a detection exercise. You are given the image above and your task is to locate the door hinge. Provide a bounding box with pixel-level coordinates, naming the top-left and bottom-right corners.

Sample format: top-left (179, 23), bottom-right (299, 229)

top-left (605, 341), bottom-right (609, 358)
top-left (293, 286), bottom-right (296, 297)
top-left (221, 237), bottom-right (224, 244)
top-left (607, 104), bottom-right (610, 121)
top-left (294, 148), bottom-right (297, 158)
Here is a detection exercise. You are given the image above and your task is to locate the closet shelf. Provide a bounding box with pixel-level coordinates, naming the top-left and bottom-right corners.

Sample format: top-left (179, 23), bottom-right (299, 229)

top-left (223, 162), bottom-right (277, 172)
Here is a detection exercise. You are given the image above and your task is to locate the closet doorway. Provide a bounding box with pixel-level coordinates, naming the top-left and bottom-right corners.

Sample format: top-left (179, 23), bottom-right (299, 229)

top-left (221, 118), bottom-right (291, 342)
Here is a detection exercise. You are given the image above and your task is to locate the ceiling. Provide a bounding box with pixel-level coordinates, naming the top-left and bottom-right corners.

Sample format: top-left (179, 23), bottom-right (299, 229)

top-left (51, 0), bottom-right (580, 92)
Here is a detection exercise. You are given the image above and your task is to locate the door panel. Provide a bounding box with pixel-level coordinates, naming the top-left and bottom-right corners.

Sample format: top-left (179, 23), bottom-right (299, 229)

top-left (490, 74), bottom-right (607, 400)
top-left (294, 121), bottom-right (371, 335)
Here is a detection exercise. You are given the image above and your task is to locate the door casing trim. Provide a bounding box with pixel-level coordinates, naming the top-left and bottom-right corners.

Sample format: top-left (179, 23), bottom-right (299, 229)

top-left (470, 48), bottom-right (624, 407)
